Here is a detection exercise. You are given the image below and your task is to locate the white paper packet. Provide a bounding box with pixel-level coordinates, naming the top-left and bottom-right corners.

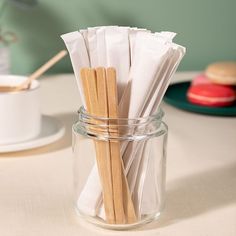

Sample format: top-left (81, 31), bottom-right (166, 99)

top-left (121, 50), bottom-right (174, 214)
top-left (123, 34), bottom-right (186, 217)
top-left (122, 33), bottom-right (173, 172)
top-left (122, 58), bottom-right (172, 202)
top-left (96, 27), bottom-right (107, 67)
top-left (127, 32), bottom-right (171, 118)
top-left (156, 31), bottom-right (177, 42)
top-left (105, 26), bottom-right (130, 101)
top-left (129, 28), bottom-right (150, 64)
top-left (76, 164), bottom-right (102, 215)
top-left (126, 141), bottom-right (146, 194)
top-left (61, 31), bottom-right (90, 107)
top-left (152, 45), bottom-right (186, 111)
top-left (137, 45), bottom-right (186, 216)
top-left (139, 137), bottom-right (165, 215)
top-left (132, 140), bottom-right (152, 216)
top-left (80, 29), bottom-right (89, 53)
top-left (86, 27), bottom-right (100, 67)
top-left (119, 29), bottom-right (149, 117)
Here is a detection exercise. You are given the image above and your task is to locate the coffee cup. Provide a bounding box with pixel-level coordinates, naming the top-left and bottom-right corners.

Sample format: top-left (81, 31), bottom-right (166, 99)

top-left (0, 75), bottom-right (41, 145)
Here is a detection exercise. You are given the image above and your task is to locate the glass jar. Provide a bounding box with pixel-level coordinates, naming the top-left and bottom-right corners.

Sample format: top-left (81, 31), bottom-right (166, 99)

top-left (72, 107), bottom-right (168, 230)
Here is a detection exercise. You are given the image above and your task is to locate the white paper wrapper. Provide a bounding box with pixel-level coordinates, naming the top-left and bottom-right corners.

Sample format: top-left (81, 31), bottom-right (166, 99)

top-left (61, 31), bottom-right (90, 107)
top-left (139, 137), bottom-right (165, 215)
top-left (136, 44), bottom-right (186, 215)
top-left (128, 32), bottom-right (172, 118)
top-left (86, 27), bottom-right (99, 67)
top-left (119, 29), bottom-right (149, 116)
top-left (76, 164), bottom-right (102, 216)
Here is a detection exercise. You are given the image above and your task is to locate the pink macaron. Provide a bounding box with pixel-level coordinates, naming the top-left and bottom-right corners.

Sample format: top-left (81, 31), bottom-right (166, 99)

top-left (191, 74), bottom-right (213, 86)
top-left (187, 84), bottom-right (236, 107)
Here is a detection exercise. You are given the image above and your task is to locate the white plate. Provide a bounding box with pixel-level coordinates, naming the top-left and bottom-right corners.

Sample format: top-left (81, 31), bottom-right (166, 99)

top-left (0, 115), bottom-right (65, 153)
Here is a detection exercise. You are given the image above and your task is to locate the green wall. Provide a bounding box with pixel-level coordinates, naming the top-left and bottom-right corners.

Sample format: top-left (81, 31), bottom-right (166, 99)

top-left (2, 0), bottom-right (236, 75)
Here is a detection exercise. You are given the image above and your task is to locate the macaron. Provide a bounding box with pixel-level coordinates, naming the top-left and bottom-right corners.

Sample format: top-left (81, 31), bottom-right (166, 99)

top-left (187, 84), bottom-right (236, 107)
top-left (191, 74), bottom-right (212, 86)
top-left (205, 61), bottom-right (236, 85)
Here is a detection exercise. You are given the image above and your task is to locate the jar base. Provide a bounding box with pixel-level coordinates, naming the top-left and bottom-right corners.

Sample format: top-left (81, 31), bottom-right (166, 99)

top-left (75, 207), bottom-right (161, 230)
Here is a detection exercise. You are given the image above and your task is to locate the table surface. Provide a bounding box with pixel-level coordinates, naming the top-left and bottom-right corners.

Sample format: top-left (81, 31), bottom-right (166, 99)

top-left (0, 72), bottom-right (235, 236)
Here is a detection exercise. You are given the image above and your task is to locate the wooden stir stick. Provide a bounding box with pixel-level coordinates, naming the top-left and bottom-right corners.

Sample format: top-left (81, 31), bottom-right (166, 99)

top-left (106, 68), bottom-right (137, 224)
top-left (105, 67), bottom-right (125, 224)
top-left (0, 50), bottom-right (67, 93)
top-left (80, 68), bottom-right (115, 224)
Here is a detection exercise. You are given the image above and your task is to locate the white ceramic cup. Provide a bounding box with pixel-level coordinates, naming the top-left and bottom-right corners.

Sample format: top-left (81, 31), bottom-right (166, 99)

top-left (0, 75), bottom-right (41, 145)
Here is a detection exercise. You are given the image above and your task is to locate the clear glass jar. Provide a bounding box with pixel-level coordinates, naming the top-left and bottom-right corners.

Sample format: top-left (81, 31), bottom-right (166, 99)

top-left (72, 107), bottom-right (168, 230)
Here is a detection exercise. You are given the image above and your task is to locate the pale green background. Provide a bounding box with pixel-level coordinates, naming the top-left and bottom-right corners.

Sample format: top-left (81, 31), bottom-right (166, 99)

top-left (2, 0), bottom-right (236, 75)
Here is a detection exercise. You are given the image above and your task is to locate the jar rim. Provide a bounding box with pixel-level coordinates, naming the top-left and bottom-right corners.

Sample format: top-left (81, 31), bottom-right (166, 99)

top-left (73, 106), bottom-right (166, 141)
top-left (78, 106), bottom-right (164, 122)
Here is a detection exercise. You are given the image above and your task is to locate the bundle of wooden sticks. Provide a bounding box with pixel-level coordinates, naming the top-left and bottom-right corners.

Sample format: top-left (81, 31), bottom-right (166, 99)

top-left (80, 67), bottom-right (136, 224)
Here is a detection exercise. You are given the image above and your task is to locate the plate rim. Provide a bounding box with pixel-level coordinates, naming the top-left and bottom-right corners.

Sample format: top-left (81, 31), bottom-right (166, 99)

top-left (0, 115), bottom-right (65, 153)
top-left (164, 81), bottom-right (236, 116)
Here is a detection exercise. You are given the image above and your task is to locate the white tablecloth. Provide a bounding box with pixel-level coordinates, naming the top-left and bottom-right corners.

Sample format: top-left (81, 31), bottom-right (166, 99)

top-left (0, 72), bottom-right (235, 236)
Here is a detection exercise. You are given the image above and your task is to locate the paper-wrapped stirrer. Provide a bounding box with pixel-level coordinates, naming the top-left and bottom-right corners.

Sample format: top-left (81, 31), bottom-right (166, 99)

top-left (61, 31), bottom-right (90, 107)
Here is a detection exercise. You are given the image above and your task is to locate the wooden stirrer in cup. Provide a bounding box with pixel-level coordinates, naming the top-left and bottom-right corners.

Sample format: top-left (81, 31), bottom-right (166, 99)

top-left (0, 50), bottom-right (67, 93)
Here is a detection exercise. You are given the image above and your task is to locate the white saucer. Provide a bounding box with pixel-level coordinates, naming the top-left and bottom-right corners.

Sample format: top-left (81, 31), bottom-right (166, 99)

top-left (0, 115), bottom-right (65, 153)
